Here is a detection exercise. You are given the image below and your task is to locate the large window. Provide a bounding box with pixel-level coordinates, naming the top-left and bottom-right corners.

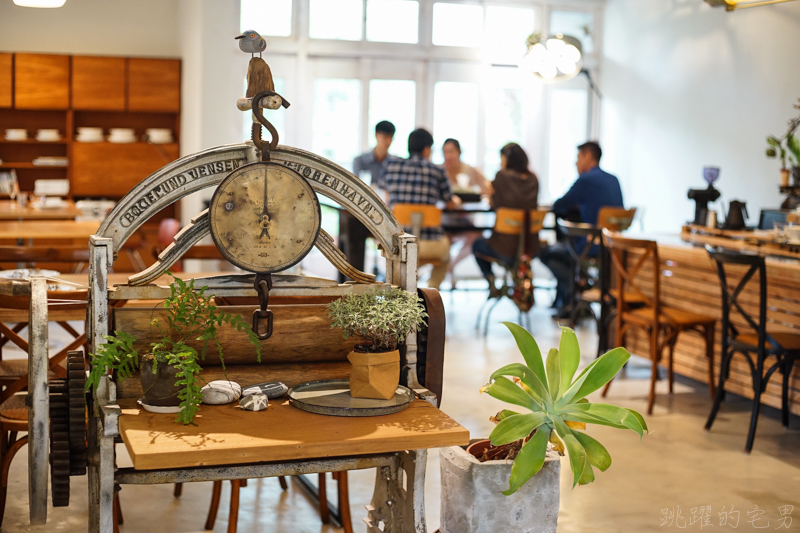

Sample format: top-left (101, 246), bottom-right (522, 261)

top-left (309, 0), bottom-right (363, 41)
top-left (240, 0), bottom-right (293, 36)
top-left (432, 82), bottom-right (479, 165)
top-left (368, 79), bottom-right (416, 159)
top-left (432, 3), bottom-right (483, 47)
top-left (367, 0), bottom-right (420, 44)
top-left (312, 79), bottom-right (362, 168)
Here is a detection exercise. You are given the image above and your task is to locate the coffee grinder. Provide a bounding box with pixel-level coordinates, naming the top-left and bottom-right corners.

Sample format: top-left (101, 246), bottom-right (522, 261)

top-left (688, 166), bottom-right (721, 226)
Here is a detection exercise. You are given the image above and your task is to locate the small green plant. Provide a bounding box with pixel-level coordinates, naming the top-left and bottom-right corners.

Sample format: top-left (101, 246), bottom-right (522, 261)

top-left (327, 288), bottom-right (427, 352)
top-left (481, 323), bottom-right (647, 495)
top-left (766, 99), bottom-right (800, 170)
top-left (86, 274), bottom-right (263, 425)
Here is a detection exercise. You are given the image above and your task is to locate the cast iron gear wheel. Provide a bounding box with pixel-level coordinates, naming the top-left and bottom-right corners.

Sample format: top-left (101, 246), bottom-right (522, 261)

top-left (48, 351), bottom-right (88, 508)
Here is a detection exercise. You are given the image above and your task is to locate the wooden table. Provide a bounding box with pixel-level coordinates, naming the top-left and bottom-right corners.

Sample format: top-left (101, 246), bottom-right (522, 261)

top-left (622, 233), bottom-right (800, 416)
top-left (0, 199), bottom-right (82, 220)
top-left (118, 397), bottom-right (469, 470)
top-left (0, 219), bottom-right (99, 241)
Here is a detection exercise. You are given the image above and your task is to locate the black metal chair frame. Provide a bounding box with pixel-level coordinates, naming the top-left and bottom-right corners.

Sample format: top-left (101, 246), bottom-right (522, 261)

top-left (705, 246), bottom-right (799, 453)
top-left (559, 223), bottom-right (614, 355)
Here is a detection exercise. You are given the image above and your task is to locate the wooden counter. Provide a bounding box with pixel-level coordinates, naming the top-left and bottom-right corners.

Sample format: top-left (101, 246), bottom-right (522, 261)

top-left (622, 233), bottom-right (800, 416)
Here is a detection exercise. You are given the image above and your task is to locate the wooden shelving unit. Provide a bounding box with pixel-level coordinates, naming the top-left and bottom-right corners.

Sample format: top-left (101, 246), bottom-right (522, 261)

top-left (0, 52), bottom-right (183, 270)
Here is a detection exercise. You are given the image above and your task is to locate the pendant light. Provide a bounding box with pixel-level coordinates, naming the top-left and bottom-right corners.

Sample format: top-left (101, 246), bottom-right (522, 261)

top-left (519, 33), bottom-right (583, 83)
top-left (13, 0), bottom-right (67, 7)
top-left (705, 0), bottom-right (797, 10)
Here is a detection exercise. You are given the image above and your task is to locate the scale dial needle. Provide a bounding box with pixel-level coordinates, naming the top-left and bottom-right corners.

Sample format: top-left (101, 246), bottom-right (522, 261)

top-left (260, 167), bottom-right (270, 239)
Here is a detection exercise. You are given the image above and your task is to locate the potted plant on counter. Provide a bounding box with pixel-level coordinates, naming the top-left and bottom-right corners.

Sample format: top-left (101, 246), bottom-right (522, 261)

top-left (85, 274), bottom-right (262, 425)
top-left (766, 98), bottom-right (800, 187)
top-left (328, 287), bottom-right (427, 400)
top-left (439, 323), bottom-right (647, 533)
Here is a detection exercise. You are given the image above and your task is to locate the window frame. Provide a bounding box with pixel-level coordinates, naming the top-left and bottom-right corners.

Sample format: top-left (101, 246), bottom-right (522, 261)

top-left (238, 0), bottom-right (605, 199)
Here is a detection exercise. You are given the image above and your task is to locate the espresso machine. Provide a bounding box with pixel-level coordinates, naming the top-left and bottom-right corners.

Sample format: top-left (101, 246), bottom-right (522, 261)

top-left (688, 166), bottom-right (721, 226)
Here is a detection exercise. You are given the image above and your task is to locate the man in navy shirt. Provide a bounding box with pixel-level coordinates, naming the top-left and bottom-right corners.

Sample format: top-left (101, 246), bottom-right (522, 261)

top-left (540, 141), bottom-right (623, 317)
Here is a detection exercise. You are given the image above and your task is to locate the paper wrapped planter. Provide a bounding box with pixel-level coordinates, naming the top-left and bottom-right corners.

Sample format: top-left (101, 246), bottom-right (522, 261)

top-left (347, 349), bottom-right (400, 400)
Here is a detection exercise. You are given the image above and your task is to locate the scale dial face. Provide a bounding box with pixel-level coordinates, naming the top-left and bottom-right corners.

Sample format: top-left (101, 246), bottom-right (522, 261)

top-left (209, 162), bottom-right (321, 273)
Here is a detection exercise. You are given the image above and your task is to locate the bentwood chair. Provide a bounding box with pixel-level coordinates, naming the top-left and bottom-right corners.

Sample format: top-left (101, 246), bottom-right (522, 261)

top-left (705, 247), bottom-right (799, 453)
top-left (474, 208), bottom-right (547, 334)
top-left (562, 207), bottom-right (639, 355)
top-left (601, 230), bottom-right (716, 414)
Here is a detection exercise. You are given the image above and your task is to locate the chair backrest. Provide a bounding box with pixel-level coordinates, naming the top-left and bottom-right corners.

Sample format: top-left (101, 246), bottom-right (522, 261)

top-left (705, 246), bottom-right (775, 350)
top-left (602, 229), bottom-right (660, 315)
top-left (598, 207), bottom-right (637, 231)
top-left (560, 221), bottom-right (608, 295)
top-left (493, 208), bottom-right (546, 235)
top-left (392, 204), bottom-right (443, 237)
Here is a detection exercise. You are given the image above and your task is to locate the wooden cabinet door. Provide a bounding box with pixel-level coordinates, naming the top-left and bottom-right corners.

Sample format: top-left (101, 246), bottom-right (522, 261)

top-left (128, 58), bottom-right (180, 112)
top-left (14, 53), bottom-right (70, 109)
top-left (0, 54), bottom-right (11, 108)
top-left (72, 56), bottom-right (125, 110)
top-left (72, 142), bottom-right (179, 197)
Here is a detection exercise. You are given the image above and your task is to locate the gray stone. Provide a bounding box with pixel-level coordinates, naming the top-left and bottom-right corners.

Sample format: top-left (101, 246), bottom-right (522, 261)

top-left (240, 393), bottom-right (269, 411)
top-left (201, 380), bottom-right (241, 405)
top-left (439, 440), bottom-right (560, 533)
top-left (242, 382), bottom-right (288, 399)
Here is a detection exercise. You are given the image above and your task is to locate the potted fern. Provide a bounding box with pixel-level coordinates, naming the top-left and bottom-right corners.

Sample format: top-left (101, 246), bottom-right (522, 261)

top-left (86, 274), bottom-right (262, 425)
top-left (327, 288), bottom-right (426, 400)
top-left (439, 323), bottom-right (647, 533)
top-left (766, 98), bottom-right (800, 187)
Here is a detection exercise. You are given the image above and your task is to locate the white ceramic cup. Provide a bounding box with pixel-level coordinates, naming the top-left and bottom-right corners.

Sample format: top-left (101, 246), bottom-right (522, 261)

top-left (785, 224), bottom-right (800, 242)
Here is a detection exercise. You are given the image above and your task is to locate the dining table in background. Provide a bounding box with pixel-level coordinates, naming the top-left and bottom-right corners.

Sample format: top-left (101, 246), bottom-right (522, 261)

top-left (0, 199), bottom-right (82, 221)
top-left (0, 219), bottom-right (100, 241)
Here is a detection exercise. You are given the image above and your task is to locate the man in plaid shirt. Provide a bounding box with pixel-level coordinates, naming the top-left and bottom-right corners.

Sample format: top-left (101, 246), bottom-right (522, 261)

top-left (382, 128), bottom-right (461, 290)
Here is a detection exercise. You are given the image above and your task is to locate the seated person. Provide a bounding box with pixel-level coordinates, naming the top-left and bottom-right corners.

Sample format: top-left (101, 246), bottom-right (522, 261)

top-left (472, 143), bottom-right (539, 297)
top-left (382, 128), bottom-right (461, 290)
top-left (442, 138), bottom-right (490, 289)
top-left (538, 141), bottom-right (624, 317)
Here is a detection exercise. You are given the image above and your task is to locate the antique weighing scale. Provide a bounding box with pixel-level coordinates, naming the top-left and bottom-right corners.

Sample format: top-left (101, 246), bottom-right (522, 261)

top-left (22, 47), bottom-right (465, 532)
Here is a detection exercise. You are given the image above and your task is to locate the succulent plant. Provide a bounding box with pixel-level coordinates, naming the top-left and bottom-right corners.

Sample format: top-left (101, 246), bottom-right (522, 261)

top-left (481, 322), bottom-right (647, 495)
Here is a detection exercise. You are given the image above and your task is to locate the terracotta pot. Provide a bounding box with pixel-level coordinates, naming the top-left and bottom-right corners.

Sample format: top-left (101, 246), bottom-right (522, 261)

top-left (466, 439), bottom-right (492, 459)
top-left (347, 345), bottom-right (400, 400)
top-left (140, 355), bottom-right (181, 407)
top-left (781, 168), bottom-right (792, 187)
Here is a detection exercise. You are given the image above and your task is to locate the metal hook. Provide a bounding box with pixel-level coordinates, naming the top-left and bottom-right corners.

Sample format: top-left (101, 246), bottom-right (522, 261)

top-left (251, 90), bottom-right (282, 160)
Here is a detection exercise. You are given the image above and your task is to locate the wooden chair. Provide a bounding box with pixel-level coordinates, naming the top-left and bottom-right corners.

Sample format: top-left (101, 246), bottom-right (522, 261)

top-left (392, 203), bottom-right (445, 266)
top-left (600, 230), bottom-right (716, 414)
top-left (705, 247), bottom-right (799, 453)
top-left (475, 208), bottom-right (547, 334)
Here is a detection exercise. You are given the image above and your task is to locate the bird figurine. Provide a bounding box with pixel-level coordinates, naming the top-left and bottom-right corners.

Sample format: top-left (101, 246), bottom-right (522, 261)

top-left (236, 29), bottom-right (267, 55)
top-left (236, 29), bottom-right (275, 98)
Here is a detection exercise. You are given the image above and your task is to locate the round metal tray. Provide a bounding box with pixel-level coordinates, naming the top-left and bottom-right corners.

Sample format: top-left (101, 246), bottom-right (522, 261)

top-left (288, 379), bottom-right (415, 417)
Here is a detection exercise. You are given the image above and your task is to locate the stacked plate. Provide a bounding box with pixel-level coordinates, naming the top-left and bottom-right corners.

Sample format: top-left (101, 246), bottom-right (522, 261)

top-left (145, 128), bottom-right (173, 144)
top-left (35, 129), bottom-right (60, 142)
top-left (108, 128), bottom-right (136, 143)
top-left (75, 127), bottom-right (103, 143)
top-left (4, 129), bottom-right (27, 141)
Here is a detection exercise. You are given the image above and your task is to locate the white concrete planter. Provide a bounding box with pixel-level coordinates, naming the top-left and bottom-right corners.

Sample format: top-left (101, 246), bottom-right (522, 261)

top-left (439, 440), bottom-right (560, 533)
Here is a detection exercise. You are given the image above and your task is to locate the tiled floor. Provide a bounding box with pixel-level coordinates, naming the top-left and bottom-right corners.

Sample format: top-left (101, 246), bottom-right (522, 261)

top-left (2, 288), bottom-right (799, 532)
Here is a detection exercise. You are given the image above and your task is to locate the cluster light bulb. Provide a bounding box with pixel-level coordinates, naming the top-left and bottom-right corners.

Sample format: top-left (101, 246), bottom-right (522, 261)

top-left (520, 35), bottom-right (582, 81)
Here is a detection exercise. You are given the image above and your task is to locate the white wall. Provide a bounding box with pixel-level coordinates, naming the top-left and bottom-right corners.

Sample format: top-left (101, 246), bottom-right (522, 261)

top-left (601, 0), bottom-right (800, 232)
top-left (0, 0), bottom-right (180, 57)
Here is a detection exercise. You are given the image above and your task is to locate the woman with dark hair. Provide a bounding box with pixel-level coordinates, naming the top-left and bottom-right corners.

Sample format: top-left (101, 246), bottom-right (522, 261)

top-left (442, 138), bottom-right (490, 289)
top-left (472, 142), bottom-right (539, 296)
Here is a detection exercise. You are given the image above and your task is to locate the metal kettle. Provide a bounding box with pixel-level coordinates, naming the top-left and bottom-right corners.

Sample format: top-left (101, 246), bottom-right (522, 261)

top-left (724, 200), bottom-right (748, 230)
